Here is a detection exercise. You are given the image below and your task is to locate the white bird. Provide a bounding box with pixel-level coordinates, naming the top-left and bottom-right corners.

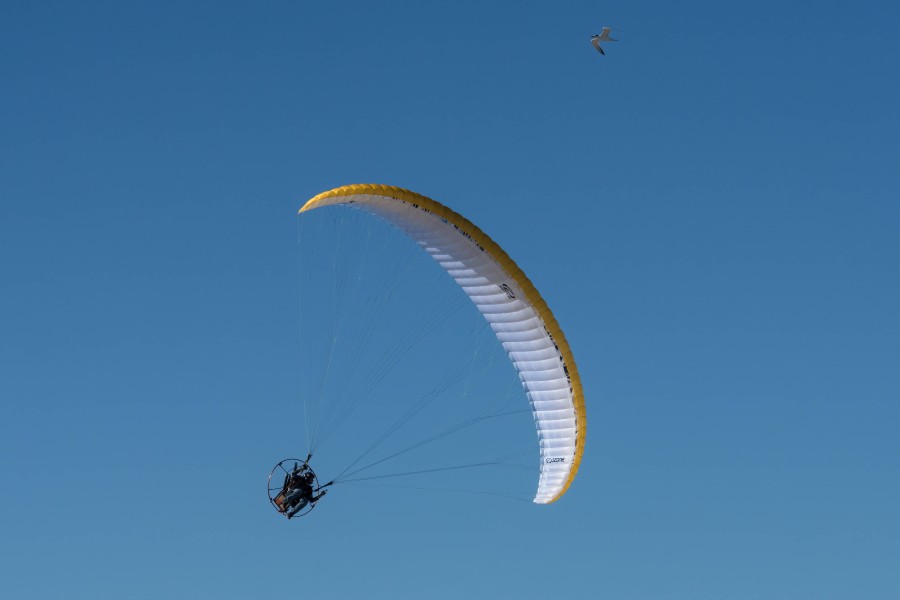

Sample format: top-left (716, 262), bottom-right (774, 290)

top-left (590, 27), bottom-right (618, 56)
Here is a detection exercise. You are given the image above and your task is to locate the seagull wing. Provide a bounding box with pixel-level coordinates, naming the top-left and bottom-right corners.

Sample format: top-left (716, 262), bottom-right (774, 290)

top-left (591, 37), bottom-right (605, 55)
top-left (598, 27), bottom-right (617, 42)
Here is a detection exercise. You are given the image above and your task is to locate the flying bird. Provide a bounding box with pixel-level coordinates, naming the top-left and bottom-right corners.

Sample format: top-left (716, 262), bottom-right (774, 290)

top-left (590, 27), bottom-right (618, 56)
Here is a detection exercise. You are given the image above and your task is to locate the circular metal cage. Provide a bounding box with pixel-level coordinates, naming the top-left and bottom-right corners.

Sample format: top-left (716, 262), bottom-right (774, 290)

top-left (267, 458), bottom-right (321, 519)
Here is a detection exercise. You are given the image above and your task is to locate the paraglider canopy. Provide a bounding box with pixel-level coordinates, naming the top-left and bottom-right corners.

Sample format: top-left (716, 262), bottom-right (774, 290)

top-left (268, 458), bottom-right (329, 519)
top-left (300, 185), bottom-right (586, 504)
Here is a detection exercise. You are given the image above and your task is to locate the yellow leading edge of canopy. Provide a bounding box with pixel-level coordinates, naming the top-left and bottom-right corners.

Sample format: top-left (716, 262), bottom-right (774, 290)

top-left (300, 184), bottom-right (586, 504)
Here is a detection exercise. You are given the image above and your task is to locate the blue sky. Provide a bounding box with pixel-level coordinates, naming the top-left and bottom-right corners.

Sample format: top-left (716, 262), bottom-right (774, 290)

top-left (2, 1), bottom-right (898, 598)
